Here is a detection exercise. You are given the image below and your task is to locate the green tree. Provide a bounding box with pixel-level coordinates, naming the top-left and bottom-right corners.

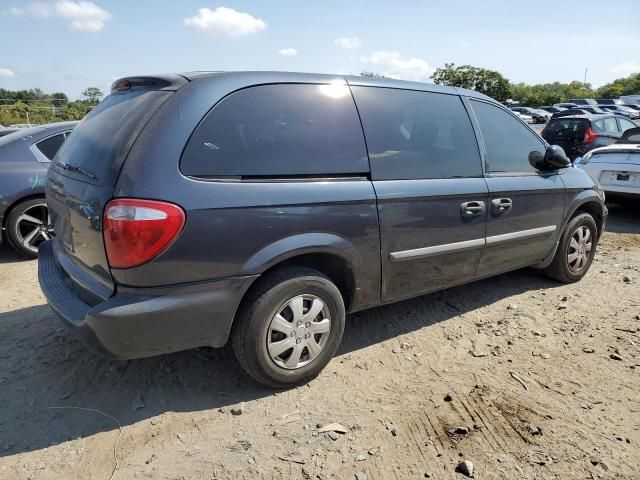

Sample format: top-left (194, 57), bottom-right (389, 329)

top-left (81, 87), bottom-right (104, 103)
top-left (596, 73), bottom-right (640, 98)
top-left (432, 63), bottom-right (511, 101)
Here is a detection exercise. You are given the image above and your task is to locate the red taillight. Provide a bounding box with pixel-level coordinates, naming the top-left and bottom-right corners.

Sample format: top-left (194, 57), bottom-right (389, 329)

top-left (103, 199), bottom-right (185, 269)
top-left (584, 127), bottom-right (598, 144)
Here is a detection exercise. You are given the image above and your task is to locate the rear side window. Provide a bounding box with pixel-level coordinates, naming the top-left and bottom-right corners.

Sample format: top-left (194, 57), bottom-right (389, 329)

top-left (351, 87), bottom-right (481, 180)
top-left (181, 84), bottom-right (368, 178)
top-left (618, 117), bottom-right (636, 132)
top-left (54, 89), bottom-right (173, 186)
top-left (35, 133), bottom-right (66, 161)
top-left (470, 100), bottom-right (545, 173)
top-left (593, 117), bottom-right (618, 133)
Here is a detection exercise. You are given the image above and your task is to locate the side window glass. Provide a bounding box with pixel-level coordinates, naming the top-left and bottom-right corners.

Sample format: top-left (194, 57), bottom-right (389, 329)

top-left (618, 118), bottom-right (636, 132)
top-left (603, 117), bottom-right (618, 132)
top-left (470, 100), bottom-right (545, 173)
top-left (351, 87), bottom-right (482, 180)
top-left (35, 133), bottom-right (66, 161)
top-left (181, 84), bottom-right (368, 178)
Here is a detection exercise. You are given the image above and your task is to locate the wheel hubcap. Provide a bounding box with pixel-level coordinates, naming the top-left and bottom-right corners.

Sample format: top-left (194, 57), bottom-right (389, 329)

top-left (267, 294), bottom-right (331, 370)
top-left (567, 225), bottom-right (592, 273)
top-left (14, 203), bottom-right (54, 254)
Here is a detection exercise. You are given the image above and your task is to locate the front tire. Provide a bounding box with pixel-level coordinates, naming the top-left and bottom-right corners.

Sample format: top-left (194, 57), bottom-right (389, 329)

top-left (5, 198), bottom-right (53, 258)
top-left (232, 266), bottom-right (345, 388)
top-left (543, 213), bottom-right (598, 283)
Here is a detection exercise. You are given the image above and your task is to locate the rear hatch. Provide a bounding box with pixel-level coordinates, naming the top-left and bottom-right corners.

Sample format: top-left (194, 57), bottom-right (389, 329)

top-left (46, 76), bottom-right (184, 298)
top-left (541, 118), bottom-right (589, 157)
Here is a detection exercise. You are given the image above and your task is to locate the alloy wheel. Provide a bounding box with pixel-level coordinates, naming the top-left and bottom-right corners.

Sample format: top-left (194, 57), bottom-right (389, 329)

top-left (14, 203), bottom-right (54, 254)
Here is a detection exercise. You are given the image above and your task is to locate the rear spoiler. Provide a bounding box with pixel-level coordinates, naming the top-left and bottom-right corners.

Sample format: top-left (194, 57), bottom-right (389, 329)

top-left (111, 74), bottom-right (189, 93)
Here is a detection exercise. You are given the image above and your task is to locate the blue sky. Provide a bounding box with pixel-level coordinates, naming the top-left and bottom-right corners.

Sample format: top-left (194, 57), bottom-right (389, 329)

top-left (1, 0), bottom-right (639, 99)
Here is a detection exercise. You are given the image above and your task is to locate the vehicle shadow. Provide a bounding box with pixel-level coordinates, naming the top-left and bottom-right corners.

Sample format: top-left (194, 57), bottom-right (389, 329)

top-left (604, 200), bottom-right (640, 234)
top-left (0, 204), bottom-right (634, 458)
top-left (0, 268), bottom-right (560, 459)
top-left (0, 244), bottom-right (28, 264)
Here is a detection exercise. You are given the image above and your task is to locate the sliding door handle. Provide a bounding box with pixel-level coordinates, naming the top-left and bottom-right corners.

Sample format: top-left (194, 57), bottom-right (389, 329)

top-left (491, 198), bottom-right (512, 214)
top-left (460, 201), bottom-right (485, 217)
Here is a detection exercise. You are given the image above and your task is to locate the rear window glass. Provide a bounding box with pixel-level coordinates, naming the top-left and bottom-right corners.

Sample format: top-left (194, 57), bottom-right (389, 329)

top-left (54, 89), bottom-right (172, 186)
top-left (181, 84), bottom-right (369, 178)
top-left (36, 133), bottom-right (66, 160)
top-left (544, 118), bottom-right (589, 137)
top-left (351, 87), bottom-right (482, 180)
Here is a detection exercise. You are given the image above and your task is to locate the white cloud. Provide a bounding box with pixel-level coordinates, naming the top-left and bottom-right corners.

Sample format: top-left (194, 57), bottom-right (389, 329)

top-left (278, 48), bottom-right (298, 57)
top-left (184, 7), bottom-right (266, 37)
top-left (611, 61), bottom-right (640, 77)
top-left (0, 68), bottom-right (16, 78)
top-left (334, 36), bottom-right (362, 49)
top-left (55, 0), bottom-right (112, 31)
top-left (7, 6), bottom-right (24, 16)
top-left (360, 51), bottom-right (434, 81)
top-left (8, 1), bottom-right (111, 31)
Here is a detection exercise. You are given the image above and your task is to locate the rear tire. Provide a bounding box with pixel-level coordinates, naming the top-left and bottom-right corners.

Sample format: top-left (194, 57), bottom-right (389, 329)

top-left (231, 266), bottom-right (345, 388)
top-left (5, 198), bottom-right (53, 258)
top-left (543, 213), bottom-right (597, 283)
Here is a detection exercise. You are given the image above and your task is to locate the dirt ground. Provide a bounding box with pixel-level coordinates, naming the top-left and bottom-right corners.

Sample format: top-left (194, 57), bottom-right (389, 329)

top-left (0, 202), bottom-right (638, 480)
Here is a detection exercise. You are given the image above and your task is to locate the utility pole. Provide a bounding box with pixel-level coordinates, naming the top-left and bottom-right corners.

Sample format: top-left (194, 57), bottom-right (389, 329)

top-left (583, 68), bottom-right (588, 87)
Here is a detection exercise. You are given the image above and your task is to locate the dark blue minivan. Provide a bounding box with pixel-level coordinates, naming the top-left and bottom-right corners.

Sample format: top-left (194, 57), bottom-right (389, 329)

top-left (38, 72), bottom-right (607, 387)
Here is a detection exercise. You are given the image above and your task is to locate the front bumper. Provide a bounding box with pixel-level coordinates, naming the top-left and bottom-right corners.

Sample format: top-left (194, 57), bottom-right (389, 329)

top-left (38, 240), bottom-right (257, 359)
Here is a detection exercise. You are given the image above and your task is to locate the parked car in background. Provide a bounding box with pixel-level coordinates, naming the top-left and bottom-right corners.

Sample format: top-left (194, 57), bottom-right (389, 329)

top-left (8, 124), bottom-right (36, 129)
top-left (541, 114), bottom-right (636, 160)
top-left (623, 104), bottom-right (640, 113)
top-left (554, 102), bottom-right (579, 109)
top-left (539, 106), bottom-right (567, 114)
top-left (577, 127), bottom-right (640, 199)
top-left (0, 121), bottom-right (78, 257)
top-left (619, 95), bottom-right (640, 106)
top-left (597, 99), bottom-right (623, 105)
top-left (0, 128), bottom-right (19, 138)
top-left (552, 108), bottom-right (591, 118)
top-left (38, 72), bottom-right (606, 388)
top-left (598, 105), bottom-right (640, 120)
top-left (570, 99), bottom-right (598, 106)
top-left (578, 106), bottom-right (608, 115)
top-left (511, 107), bottom-right (550, 123)
top-left (514, 111), bottom-right (534, 123)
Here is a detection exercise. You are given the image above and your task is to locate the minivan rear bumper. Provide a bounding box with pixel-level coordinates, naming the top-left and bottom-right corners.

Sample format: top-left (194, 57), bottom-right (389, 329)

top-left (38, 240), bottom-right (256, 359)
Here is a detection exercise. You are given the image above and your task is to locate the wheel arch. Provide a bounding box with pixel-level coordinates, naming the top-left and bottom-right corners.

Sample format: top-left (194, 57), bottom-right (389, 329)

top-left (241, 233), bottom-right (360, 311)
top-left (565, 193), bottom-right (606, 241)
top-left (1, 192), bottom-right (47, 231)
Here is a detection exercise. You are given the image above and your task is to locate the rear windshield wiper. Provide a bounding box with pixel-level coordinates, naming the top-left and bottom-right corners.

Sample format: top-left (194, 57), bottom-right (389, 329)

top-left (57, 161), bottom-right (96, 180)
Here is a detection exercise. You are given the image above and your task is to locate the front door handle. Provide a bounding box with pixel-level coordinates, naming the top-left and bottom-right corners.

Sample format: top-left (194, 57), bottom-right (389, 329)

top-left (491, 198), bottom-right (512, 214)
top-left (460, 201), bottom-right (485, 218)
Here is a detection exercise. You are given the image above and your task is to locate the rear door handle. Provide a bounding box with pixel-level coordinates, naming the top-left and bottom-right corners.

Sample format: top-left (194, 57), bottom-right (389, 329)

top-left (460, 201), bottom-right (485, 217)
top-left (491, 198), bottom-right (512, 214)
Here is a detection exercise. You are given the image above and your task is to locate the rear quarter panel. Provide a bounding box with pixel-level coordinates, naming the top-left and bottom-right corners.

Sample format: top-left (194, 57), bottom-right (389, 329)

top-left (113, 73), bottom-right (382, 311)
top-left (0, 142), bottom-right (47, 226)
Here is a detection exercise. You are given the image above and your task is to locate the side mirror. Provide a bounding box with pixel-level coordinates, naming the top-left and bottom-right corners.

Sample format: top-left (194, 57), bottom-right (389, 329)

top-left (529, 146), bottom-right (570, 171)
top-left (544, 145), bottom-right (571, 169)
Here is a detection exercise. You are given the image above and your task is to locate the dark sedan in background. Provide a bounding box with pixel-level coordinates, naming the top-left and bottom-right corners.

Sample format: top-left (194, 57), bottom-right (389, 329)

top-left (541, 114), bottom-right (636, 160)
top-left (0, 121), bottom-right (77, 257)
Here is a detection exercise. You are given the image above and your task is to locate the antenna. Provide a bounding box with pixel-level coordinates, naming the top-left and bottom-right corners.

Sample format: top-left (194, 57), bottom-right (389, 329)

top-left (583, 68), bottom-right (588, 87)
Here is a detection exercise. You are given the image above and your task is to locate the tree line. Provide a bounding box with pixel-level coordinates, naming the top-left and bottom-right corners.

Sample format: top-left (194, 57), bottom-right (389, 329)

top-left (2, 68), bottom-right (639, 126)
top-left (364, 64), bottom-right (640, 106)
top-left (0, 87), bottom-right (103, 126)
